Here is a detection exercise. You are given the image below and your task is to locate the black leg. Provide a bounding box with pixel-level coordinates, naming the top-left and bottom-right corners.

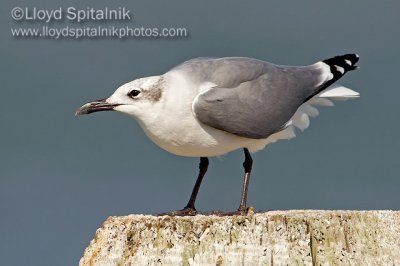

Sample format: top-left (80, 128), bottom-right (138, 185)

top-left (185, 157), bottom-right (209, 210)
top-left (213, 148), bottom-right (253, 216)
top-left (159, 157), bottom-right (209, 216)
top-left (237, 148), bottom-right (253, 213)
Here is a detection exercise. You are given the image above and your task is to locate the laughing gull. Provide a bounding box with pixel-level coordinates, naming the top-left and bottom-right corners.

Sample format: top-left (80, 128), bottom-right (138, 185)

top-left (76, 54), bottom-right (359, 215)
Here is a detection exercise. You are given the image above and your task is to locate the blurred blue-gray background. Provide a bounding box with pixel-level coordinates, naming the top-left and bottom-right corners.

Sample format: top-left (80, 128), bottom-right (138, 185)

top-left (1, 1), bottom-right (399, 265)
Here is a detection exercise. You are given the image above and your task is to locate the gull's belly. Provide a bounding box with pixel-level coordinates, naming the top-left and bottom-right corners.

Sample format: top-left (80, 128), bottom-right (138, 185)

top-left (137, 113), bottom-right (297, 157)
top-left (137, 114), bottom-right (262, 157)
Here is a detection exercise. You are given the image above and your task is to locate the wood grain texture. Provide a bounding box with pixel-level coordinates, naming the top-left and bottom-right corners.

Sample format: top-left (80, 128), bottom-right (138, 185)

top-left (80, 210), bottom-right (400, 266)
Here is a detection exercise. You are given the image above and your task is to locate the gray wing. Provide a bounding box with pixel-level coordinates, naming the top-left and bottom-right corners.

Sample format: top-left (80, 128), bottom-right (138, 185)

top-left (174, 57), bottom-right (328, 139)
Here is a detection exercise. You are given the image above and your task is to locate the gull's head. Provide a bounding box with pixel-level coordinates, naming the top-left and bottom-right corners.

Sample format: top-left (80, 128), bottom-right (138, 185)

top-left (75, 76), bottom-right (164, 119)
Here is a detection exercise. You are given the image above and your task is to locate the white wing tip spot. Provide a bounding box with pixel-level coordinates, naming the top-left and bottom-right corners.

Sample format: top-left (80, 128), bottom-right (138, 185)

top-left (344, 59), bottom-right (352, 66)
top-left (335, 65), bottom-right (345, 74)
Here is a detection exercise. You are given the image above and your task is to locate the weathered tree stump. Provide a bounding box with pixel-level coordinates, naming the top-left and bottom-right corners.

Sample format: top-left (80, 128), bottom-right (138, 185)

top-left (80, 210), bottom-right (400, 265)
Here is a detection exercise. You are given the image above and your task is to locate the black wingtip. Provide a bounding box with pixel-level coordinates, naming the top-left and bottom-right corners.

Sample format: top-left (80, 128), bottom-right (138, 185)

top-left (323, 53), bottom-right (360, 72)
top-left (319, 53), bottom-right (360, 87)
top-left (303, 53), bottom-right (360, 103)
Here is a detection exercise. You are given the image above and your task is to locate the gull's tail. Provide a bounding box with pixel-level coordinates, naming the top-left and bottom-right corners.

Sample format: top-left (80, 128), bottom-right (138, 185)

top-left (291, 53), bottom-right (360, 131)
top-left (318, 84), bottom-right (360, 100)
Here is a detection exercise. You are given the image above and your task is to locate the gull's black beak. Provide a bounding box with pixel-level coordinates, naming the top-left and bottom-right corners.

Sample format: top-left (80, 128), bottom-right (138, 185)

top-left (75, 99), bottom-right (119, 116)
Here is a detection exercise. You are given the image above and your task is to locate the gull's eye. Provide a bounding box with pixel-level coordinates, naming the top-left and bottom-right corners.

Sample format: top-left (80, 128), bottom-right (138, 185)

top-left (128, 89), bottom-right (141, 98)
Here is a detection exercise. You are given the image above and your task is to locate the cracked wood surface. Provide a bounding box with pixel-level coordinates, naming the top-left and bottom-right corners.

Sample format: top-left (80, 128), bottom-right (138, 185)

top-left (80, 210), bottom-right (400, 266)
